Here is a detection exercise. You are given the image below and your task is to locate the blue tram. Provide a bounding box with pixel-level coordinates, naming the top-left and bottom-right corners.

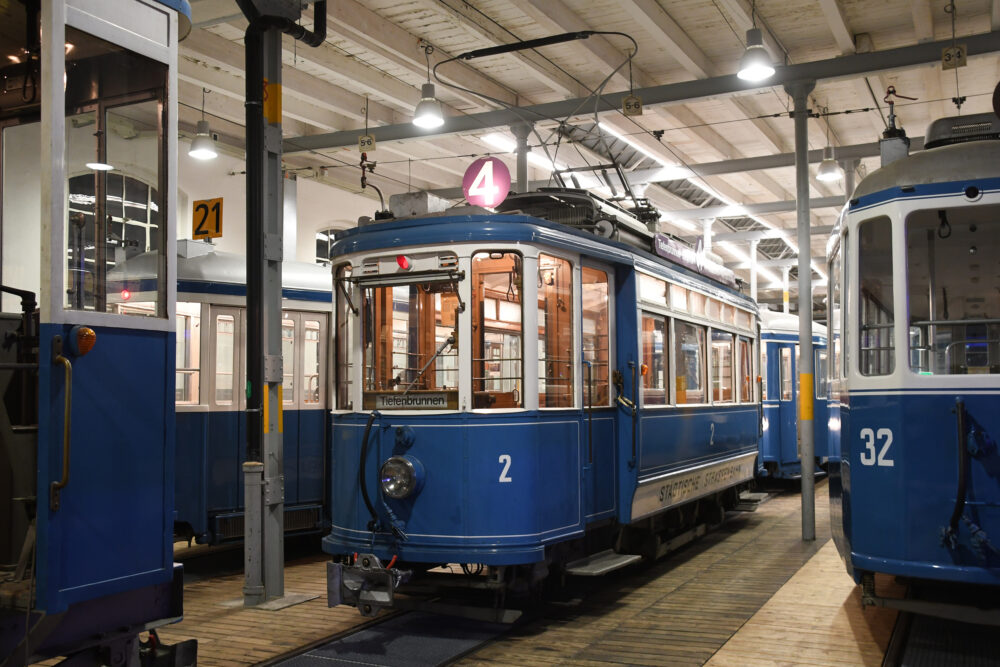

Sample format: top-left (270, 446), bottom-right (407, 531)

top-left (829, 113), bottom-right (1000, 607)
top-left (758, 309), bottom-right (829, 478)
top-left (0, 0), bottom-right (194, 664)
top-left (324, 190), bottom-right (761, 616)
top-left (109, 241), bottom-right (333, 545)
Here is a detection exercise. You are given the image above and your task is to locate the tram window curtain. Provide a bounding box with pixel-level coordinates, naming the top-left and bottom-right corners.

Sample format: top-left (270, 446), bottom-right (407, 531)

top-left (858, 216), bottom-right (895, 376)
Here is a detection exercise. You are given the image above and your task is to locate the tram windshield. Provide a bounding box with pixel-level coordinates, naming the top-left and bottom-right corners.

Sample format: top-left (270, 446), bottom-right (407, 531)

top-left (907, 203), bottom-right (1000, 375)
top-left (361, 280), bottom-right (461, 410)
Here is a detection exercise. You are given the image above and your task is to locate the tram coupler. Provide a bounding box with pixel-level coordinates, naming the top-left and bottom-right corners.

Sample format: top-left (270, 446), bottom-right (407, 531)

top-left (327, 553), bottom-right (411, 617)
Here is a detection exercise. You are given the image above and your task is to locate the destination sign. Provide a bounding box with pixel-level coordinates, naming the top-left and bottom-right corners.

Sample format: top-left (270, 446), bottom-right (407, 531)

top-left (363, 391), bottom-right (458, 411)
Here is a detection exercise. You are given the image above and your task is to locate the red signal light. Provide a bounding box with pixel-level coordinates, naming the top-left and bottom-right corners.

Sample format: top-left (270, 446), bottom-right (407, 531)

top-left (121, 288), bottom-right (131, 301)
top-left (396, 255), bottom-right (411, 270)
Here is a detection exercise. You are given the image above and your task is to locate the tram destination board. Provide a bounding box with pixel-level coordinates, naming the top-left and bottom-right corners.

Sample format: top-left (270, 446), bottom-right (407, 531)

top-left (363, 390), bottom-right (458, 410)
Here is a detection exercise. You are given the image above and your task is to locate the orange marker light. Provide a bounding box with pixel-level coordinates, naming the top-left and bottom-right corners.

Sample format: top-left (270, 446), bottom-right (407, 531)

top-left (396, 255), bottom-right (411, 270)
top-left (73, 326), bottom-right (97, 356)
top-left (640, 363), bottom-right (649, 376)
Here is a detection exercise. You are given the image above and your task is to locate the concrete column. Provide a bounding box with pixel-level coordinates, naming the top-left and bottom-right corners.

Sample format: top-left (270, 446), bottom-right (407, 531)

top-left (786, 79), bottom-right (816, 542)
top-left (749, 239), bottom-right (759, 302)
top-left (510, 122), bottom-right (532, 194)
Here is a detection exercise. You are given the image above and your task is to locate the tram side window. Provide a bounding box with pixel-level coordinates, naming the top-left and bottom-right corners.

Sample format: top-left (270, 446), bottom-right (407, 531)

top-left (858, 216), bottom-right (894, 376)
top-left (639, 273), bottom-right (667, 306)
top-left (282, 315), bottom-right (295, 404)
top-left (472, 252), bottom-right (522, 408)
top-left (538, 254), bottom-right (574, 408)
top-left (760, 343), bottom-right (768, 399)
top-left (815, 348), bottom-right (828, 398)
top-left (829, 242), bottom-right (842, 380)
top-left (582, 268), bottom-right (610, 406)
top-left (335, 265), bottom-right (355, 410)
top-left (215, 315), bottom-right (235, 405)
top-left (738, 337), bottom-right (752, 403)
top-left (780, 347), bottom-right (793, 400)
top-left (303, 319), bottom-right (322, 404)
top-left (63, 28), bottom-right (167, 317)
top-left (711, 330), bottom-right (734, 403)
top-left (641, 313), bottom-right (667, 406)
top-left (906, 205), bottom-right (1000, 375)
top-left (674, 321), bottom-right (706, 404)
top-left (176, 302), bottom-right (201, 404)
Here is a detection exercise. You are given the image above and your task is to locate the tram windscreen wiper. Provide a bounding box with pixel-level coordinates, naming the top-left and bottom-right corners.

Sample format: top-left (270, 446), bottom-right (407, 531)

top-left (402, 333), bottom-right (455, 395)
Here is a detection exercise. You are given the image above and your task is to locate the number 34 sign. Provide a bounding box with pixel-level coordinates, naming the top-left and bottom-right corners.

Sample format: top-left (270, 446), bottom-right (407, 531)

top-left (192, 197), bottom-right (223, 239)
top-left (463, 157), bottom-right (511, 208)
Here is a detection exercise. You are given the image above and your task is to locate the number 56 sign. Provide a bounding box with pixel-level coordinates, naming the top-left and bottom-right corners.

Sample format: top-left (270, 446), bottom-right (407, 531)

top-left (192, 197), bottom-right (223, 239)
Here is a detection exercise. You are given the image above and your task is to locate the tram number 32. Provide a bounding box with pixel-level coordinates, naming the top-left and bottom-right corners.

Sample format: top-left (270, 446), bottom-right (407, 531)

top-left (859, 427), bottom-right (894, 467)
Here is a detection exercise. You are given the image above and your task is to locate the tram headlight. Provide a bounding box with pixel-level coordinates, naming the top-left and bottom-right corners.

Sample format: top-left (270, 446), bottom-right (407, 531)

top-left (379, 455), bottom-right (424, 500)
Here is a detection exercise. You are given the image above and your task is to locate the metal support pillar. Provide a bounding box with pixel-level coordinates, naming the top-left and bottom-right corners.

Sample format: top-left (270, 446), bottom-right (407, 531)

top-left (702, 218), bottom-right (713, 253)
top-left (786, 80), bottom-right (816, 542)
top-left (244, 22), bottom-right (286, 606)
top-left (749, 239), bottom-right (759, 302)
top-left (511, 122), bottom-right (532, 193)
top-left (843, 158), bottom-right (858, 203)
top-left (782, 267), bottom-right (790, 314)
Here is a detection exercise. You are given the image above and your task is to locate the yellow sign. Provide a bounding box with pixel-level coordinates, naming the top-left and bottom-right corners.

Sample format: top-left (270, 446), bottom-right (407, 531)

top-left (942, 45), bottom-right (966, 70)
top-left (358, 134), bottom-right (376, 152)
top-left (263, 79), bottom-right (282, 124)
top-left (623, 94), bottom-right (643, 117)
top-left (192, 197), bottom-right (223, 239)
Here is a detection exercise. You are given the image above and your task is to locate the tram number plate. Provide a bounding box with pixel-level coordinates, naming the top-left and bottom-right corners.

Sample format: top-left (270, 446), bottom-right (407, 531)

top-left (192, 197), bottom-right (223, 240)
top-left (859, 427), bottom-right (894, 467)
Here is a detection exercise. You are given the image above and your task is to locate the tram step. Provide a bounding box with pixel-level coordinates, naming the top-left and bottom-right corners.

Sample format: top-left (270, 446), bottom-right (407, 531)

top-left (565, 550), bottom-right (642, 576)
top-left (735, 491), bottom-right (773, 511)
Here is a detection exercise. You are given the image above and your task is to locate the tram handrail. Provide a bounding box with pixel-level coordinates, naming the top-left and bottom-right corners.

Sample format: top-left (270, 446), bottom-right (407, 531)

top-left (50, 351), bottom-right (73, 511)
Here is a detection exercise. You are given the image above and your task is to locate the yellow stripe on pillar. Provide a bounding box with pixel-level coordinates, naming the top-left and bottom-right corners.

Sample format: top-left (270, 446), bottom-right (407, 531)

top-left (799, 373), bottom-right (814, 421)
top-left (262, 384), bottom-right (270, 434)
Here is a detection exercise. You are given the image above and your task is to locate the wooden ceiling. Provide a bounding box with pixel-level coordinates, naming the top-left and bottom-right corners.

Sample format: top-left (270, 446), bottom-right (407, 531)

top-left (182, 0), bottom-right (1000, 303)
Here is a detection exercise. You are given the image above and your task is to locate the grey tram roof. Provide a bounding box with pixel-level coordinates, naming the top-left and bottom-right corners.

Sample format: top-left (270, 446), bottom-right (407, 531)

top-left (108, 240), bottom-right (333, 294)
top-left (853, 139), bottom-right (1000, 200)
top-left (760, 309), bottom-right (827, 338)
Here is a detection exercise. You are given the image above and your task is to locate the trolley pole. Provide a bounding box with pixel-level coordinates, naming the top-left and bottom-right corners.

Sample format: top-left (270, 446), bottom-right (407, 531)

top-left (787, 80), bottom-right (816, 542)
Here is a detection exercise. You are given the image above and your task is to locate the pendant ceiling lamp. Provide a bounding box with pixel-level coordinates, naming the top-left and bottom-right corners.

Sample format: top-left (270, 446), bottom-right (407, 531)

top-left (189, 88), bottom-right (218, 161)
top-left (412, 44), bottom-right (443, 129)
top-left (737, 1), bottom-right (775, 82)
top-left (816, 107), bottom-right (844, 182)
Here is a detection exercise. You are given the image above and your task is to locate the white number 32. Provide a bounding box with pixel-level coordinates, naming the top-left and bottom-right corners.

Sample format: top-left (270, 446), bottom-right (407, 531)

top-left (859, 427), bottom-right (894, 467)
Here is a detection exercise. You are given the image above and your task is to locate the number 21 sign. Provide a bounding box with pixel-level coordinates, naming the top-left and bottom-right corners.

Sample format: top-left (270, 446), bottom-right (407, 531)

top-left (192, 197), bottom-right (223, 240)
top-left (462, 157), bottom-right (511, 208)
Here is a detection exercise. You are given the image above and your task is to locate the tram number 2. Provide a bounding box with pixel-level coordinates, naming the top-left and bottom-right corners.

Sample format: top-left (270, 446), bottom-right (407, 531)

top-left (498, 454), bottom-right (513, 483)
top-left (859, 427), bottom-right (894, 467)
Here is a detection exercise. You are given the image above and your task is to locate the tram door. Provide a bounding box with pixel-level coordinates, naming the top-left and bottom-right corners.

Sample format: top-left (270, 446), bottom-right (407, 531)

top-left (282, 311), bottom-right (328, 508)
top-left (581, 265), bottom-right (616, 520)
top-left (208, 306), bottom-right (245, 512)
top-left (777, 345), bottom-right (798, 466)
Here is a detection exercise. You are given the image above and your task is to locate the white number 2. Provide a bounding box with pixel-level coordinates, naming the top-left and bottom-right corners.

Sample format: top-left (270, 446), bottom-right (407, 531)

top-left (859, 427), bottom-right (894, 467)
top-left (498, 454), bottom-right (513, 483)
top-left (469, 160), bottom-right (500, 206)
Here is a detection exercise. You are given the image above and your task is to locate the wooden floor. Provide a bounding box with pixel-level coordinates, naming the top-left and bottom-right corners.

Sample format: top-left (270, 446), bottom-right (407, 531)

top-left (157, 480), bottom-right (898, 666)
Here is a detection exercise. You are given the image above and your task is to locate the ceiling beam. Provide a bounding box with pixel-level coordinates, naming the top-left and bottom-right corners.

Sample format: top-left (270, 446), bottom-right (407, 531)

top-left (726, 256), bottom-right (827, 269)
top-left (666, 198), bottom-right (844, 220)
top-left (712, 226), bottom-right (836, 242)
top-left (284, 30), bottom-right (1000, 152)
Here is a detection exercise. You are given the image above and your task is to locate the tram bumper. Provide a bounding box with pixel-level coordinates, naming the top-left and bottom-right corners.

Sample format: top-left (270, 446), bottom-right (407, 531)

top-left (327, 554), bottom-right (411, 617)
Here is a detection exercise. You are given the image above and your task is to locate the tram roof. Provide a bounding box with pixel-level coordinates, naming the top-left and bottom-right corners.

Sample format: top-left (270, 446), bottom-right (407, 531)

top-left (760, 309), bottom-right (826, 338)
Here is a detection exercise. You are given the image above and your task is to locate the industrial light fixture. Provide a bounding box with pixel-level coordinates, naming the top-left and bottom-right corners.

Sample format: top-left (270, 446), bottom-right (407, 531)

top-left (412, 44), bottom-right (443, 129)
top-left (816, 108), bottom-right (844, 182)
top-left (188, 88), bottom-right (218, 160)
top-left (737, 2), bottom-right (774, 82)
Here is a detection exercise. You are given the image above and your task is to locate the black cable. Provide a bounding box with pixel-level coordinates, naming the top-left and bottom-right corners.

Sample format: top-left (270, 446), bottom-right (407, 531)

top-left (948, 398), bottom-right (968, 539)
top-left (359, 411), bottom-right (379, 530)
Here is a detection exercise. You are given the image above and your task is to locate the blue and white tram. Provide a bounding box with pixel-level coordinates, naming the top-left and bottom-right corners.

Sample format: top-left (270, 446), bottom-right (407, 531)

top-left (829, 113), bottom-right (1000, 603)
top-left (1, 1), bottom-right (194, 664)
top-left (325, 190), bottom-right (761, 616)
top-left (108, 241), bottom-right (333, 545)
top-left (758, 309), bottom-right (829, 478)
